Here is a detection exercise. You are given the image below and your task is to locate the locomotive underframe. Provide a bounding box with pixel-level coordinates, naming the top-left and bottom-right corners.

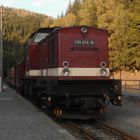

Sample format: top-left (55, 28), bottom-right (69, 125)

top-left (23, 78), bottom-right (121, 118)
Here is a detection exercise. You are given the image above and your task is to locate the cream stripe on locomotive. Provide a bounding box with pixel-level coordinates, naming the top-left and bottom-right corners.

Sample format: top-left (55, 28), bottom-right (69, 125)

top-left (26, 68), bottom-right (110, 77)
top-left (26, 70), bottom-right (41, 76)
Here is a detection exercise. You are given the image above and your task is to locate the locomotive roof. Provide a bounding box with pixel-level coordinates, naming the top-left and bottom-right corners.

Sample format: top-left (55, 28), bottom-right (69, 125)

top-left (56, 26), bottom-right (108, 32)
top-left (45, 26), bottom-right (107, 39)
top-left (39, 26), bottom-right (108, 44)
top-left (44, 26), bottom-right (108, 38)
top-left (29, 27), bottom-right (61, 39)
top-left (30, 26), bottom-right (107, 40)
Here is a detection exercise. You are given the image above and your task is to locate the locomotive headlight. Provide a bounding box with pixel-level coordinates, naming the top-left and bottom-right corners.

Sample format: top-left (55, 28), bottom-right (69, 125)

top-left (100, 68), bottom-right (108, 76)
top-left (81, 27), bottom-right (88, 34)
top-left (100, 62), bottom-right (106, 68)
top-left (118, 96), bottom-right (122, 100)
top-left (63, 68), bottom-right (70, 76)
top-left (63, 61), bottom-right (69, 67)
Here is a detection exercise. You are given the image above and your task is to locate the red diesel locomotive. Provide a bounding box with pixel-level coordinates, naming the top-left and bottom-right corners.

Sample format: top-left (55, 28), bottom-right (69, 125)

top-left (9, 26), bottom-right (122, 119)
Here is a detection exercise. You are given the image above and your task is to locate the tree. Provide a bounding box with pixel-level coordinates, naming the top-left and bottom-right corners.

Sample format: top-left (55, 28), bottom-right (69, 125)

top-left (78, 0), bottom-right (97, 26)
top-left (63, 13), bottom-right (77, 26)
top-left (66, 0), bottom-right (81, 15)
top-left (3, 7), bottom-right (53, 76)
top-left (109, 0), bottom-right (140, 70)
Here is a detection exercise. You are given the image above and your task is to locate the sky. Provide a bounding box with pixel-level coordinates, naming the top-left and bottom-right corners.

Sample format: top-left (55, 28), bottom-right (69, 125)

top-left (0, 0), bottom-right (75, 18)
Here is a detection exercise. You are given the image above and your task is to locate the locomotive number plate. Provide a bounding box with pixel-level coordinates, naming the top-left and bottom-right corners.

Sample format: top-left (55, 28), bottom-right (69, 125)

top-left (74, 40), bottom-right (94, 46)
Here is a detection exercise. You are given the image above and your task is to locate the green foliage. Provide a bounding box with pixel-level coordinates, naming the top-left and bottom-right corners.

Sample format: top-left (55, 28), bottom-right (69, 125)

top-left (3, 7), bottom-right (53, 76)
top-left (52, 13), bottom-right (77, 27)
top-left (3, 0), bottom-right (140, 76)
top-left (66, 0), bottom-right (81, 15)
top-left (78, 0), bottom-right (97, 26)
top-left (56, 0), bottom-right (140, 71)
top-left (108, 0), bottom-right (140, 71)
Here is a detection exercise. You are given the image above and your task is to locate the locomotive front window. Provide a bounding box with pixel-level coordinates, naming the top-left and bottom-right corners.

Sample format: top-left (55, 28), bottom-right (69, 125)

top-left (33, 33), bottom-right (49, 43)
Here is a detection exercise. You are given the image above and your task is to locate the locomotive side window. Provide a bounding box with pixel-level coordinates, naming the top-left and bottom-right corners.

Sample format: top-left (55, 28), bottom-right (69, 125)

top-left (33, 33), bottom-right (49, 43)
top-left (48, 38), bottom-right (57, 67)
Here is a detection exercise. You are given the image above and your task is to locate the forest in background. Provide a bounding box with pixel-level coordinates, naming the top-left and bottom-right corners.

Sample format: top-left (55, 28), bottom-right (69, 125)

top-left (2, 0), bottom-right (140, 76)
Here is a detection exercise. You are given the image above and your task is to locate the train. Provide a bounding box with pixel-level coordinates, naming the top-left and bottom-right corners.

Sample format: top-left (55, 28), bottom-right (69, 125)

top-left (8, 26), bottom-right (122, 119)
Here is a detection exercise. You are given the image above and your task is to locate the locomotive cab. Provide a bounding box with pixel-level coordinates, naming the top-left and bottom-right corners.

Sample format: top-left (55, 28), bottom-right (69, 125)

top-left (25, 28), bottom-right (55, 77)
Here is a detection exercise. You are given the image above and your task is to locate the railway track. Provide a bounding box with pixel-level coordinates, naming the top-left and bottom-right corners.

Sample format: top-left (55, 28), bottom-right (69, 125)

top-left (61, 120), bottom-right (139, 140)
top-left (97, 121), bottom-right (138, 140)
top-left (24, 97), bottom-right (139, 140)
top-left (65, 121), bottom-right (96, 140)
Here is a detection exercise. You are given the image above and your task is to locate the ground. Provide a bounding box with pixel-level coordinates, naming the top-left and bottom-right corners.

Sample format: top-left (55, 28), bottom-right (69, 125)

top-left (112, 70), bottom-right (140, 80)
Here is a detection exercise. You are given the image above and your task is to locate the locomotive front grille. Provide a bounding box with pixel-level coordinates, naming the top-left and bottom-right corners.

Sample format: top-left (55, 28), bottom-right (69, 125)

top-left (57, 80), bottom-right (114, 96)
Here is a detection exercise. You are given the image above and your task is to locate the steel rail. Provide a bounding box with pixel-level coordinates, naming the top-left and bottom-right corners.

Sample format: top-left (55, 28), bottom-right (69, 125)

top-left (22, 95), bottom-right (139, 140)
top-left (97, 121), bottom-right (139, 140)
top-left (66, 121), bottom-right (96, 140)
